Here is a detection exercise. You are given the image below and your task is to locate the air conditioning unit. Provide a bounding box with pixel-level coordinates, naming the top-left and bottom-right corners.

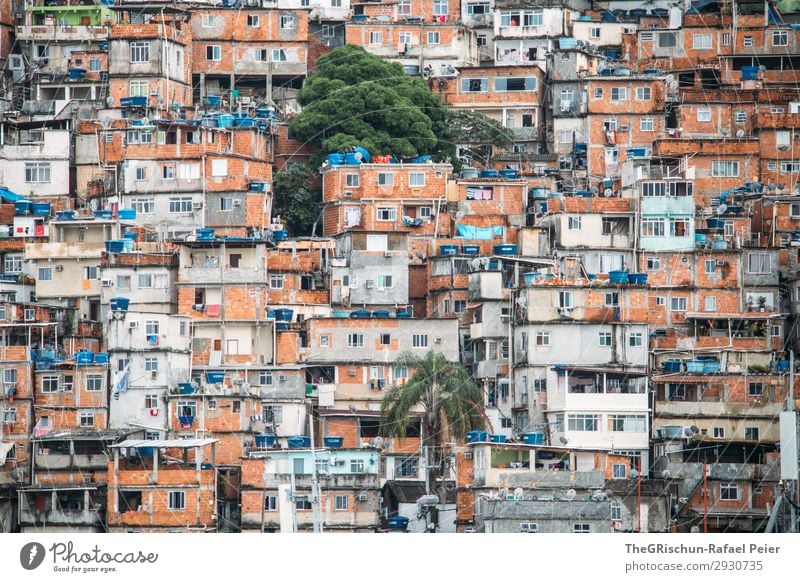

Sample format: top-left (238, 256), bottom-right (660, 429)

top-left (277, 374), bottom-right (287, 382)
top-left (344, 191), bottom-right (353, 197)
top-left (101, 279), bottom-right (112, 287)
top-left (464, 451), bottom-right (473, 460)
top-left (357, 494), bottom-right (368, 502)
top-left (618, 125), bottom-right (630, 132)
top-left (193, 304), bottom-right (206, 311)
top-left (55, 265), bottom-right (63, 272)
top-left (365, 280), bottom-right (374, 289)
top-left (129, 321), bottom-right (139, 329)
top-left (411, 188), bottom-right (422, 196)
top-left (150, 370), bottom-right (157, 379)
top-left (192, 202), bottom-right (204, 210)
top-left (232, 199), bottom-right (242, 207)
top-left (238, 96), bottom-right (252, 105)
top-left (348, 369), bottom-right (357, 377)
top-left (384, 251), bottom-right (393, 258)
top-left (434, 337), bottom-right (442, 343)
top-left (716, 259), bottom-right (726, 266)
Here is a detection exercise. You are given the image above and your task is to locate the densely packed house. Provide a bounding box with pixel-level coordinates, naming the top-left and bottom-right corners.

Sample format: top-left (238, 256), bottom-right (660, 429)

top-left (1, 0), bottom-right (799, 533)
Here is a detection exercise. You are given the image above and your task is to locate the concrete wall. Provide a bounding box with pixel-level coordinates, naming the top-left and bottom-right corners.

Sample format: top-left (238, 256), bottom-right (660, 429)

top-left (0, 130), bottom-right (70, 198)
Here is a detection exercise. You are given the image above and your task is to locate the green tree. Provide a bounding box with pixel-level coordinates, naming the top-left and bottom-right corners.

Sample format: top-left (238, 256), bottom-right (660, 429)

top-left (271, 164), bottom-right (319, 237)
top-left (380, 350), bottom-right (485, 528)
top-left (291, 45), bottom-right (509, 163)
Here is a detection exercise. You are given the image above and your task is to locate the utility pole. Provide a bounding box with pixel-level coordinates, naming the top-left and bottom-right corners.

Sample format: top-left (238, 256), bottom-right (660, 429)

top-left (637, 456), bottom-right (642, 533)
top-left (309, 408), bottom-right (323, 533)
top-left (703, 460), bottom-right (708, 533)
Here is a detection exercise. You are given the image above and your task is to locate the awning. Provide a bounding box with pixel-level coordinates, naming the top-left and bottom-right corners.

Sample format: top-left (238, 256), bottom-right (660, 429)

top-left (0, 442), bottom-right (15, 465)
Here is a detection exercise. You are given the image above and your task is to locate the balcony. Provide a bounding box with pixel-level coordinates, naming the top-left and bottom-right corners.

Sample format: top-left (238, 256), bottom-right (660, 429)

top-left (496, 25), bottom-right (546, 38)
top-left (16, 24), bottom-right (108, 42)
top-left (233, 60), bottom-right (307, 77)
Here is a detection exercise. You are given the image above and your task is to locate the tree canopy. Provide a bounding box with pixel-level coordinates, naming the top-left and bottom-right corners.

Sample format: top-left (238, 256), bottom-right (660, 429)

top-left (290, 45), bottom-right (512, 162)
top-left (271, 163), bottom-right (319, 237)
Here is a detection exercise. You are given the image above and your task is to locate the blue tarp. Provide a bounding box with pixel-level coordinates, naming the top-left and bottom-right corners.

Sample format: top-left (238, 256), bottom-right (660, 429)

top-left (457, 224), bottom-right (504, 240)
top-left (0, 187), bottom-right (28, 203)
top-left (768, 2), bottom-right (784, 25)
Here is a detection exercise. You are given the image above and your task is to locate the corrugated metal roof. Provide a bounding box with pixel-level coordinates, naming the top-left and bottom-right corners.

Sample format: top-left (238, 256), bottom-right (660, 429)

top-left (111, 438), bottom-right (218, 449)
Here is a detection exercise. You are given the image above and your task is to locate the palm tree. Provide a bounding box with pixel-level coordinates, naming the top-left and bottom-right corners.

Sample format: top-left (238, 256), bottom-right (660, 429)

top-left (380, 350), bottom-right (485, 526)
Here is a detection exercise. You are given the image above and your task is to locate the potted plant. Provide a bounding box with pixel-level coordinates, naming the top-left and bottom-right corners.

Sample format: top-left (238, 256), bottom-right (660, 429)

top-left (757, 296), bottom-right (767, 312)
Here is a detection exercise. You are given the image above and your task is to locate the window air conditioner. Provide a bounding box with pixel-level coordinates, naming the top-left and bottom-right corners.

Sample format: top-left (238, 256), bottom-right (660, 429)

top-left (348, 369), bottom-right (357, 377)
top-left (384, 251), bottom-right (393, 257)
top-left (233, 199), bottom-right (242, 207)
top-left (357, 494), bottom-right (368, 502)
top-left (344, 191), bottom-right (353, 197)
top-left (365, 280), bottom-right (374, 288)
top-left (101, 279), bottom-right (112, 287)
top-left (434, 337), bottom-right (442, 343)
top-left (618, 125), bottom-right (629, 132)
top-left (464, 452), bottom-right (473, 460)
top-left (192, 202), bottom-right (204, 210)
top-left (150, 370), bottom-right (158, 379)
top-left (193, 304), bottom-right (206, 311)
top-left (55, 265), bottom-right (63, 272)
top-left (129, 321), bottom-right (139, 329)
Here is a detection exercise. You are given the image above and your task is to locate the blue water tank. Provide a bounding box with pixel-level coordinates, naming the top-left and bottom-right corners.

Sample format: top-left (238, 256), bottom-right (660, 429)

top-left (76, 351), bottom-right (94, 365)
top-left (440, 245), bottom-right (458, 256)
top-left (287, 436), bottom-right (311, 449)
top-left (218, 114), bottom-right (234, 128)
top-left (466, 430), bottom-right (489, 443)
top-left (523, 432), bottom-right (544, 445)
top-left (274, 308), bottom-right (294, 322)
top-left (118, 209), bottom-right (137, 220)
top-left (324, 436), bottom-right (344, 449)
top-left (490, 434), bottom-right (507, 443)
top-left (94, 353), bottom-right (109, 365)
top-left (255, 434), bottom-right (276, 448)
top-left (94, 209), bottom-right (113, 220)
top-left (32, 203), bottom-right (51, 216)
top-left (205, 371), bottom-right (225, 384)
top-left (14, 201), bottom-right (33, 216)
top-left (327, 153), bottom-right (345, 165)
top-left (110, 297), bottom-right (130, 312)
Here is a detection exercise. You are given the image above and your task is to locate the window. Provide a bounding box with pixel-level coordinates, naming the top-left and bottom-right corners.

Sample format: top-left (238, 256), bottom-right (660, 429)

top-left (704, 259), bottom-right (717, 273)
top-left (427, 32), bottom-right (440, 45)
top-left (573, 523), bottom-right (591, 533)
top-left (535, 331), bottom-right (550, 346)
top-left (369, 31), bottom-right (382, 45)
top-left (41, 375), bottom-right (58, 393)
top-left (713, 426), bottom-right (725, 439)
top-left (532, 378), bottom-right (546, 393)
top-left (641, 218), bottom-right (665, 237)
top-left (169, 197), bottom-right (193, 214)
top-left (134, 166), bottom-right (147, 182)
top-left (418, 206), bottom-right (433, 219)
top-left (598, 332), bottom-right (612, 347)
top-left (594, 88), bottom-right (603, 99)
top-left (748, 382), bottom-right (764, 397)
top-left (377, 173), bottom-right (394, 186)
top-left (264, 496), bottom-right (277, 511)
top-left (409, 173), bottom-right (425, 187)
top-left (712, 161), bottom-right (739, 177)
top-left (647, 257), bottom-right (661, 270)
top-left (412, 334), bottom-right (428, 348)
top-left (350, 459), bottom-right (365, 473)
top-left (4, 369), bottom-right (17, 384)
top-left (25, 163), bottom-right (51, 183)
top-left (658, 32), bottom-right (676, 47)
top-left (86, 375), bottom-right (103, 392)
top-left (269, 274), bottom-right (284, 289)
top-left (720, 483), bottom-right (739, 501)
top-left (262, 405), bottom-right (283, 423)
top-left (89, 58), bottom-right (101, 71)
top-left (433, 0), bottom-right (448, 15)
top-left (168, 491), bottom-right (185, 510)
top-left (128, 79), bottom-right (148, 97)
top-left (568, 216), bottom-right (581, 230)
top-left (145, 320), bottom-right (160, 335)
top-left (220, 197), bottom-right (234, 211)
top-left (722, 32), bottom-right (731, 45)
top-left (130, 42), bottom-right (150, 63)
top-left (773, 30), bottom-right (789, 46)
top-left (604, 291), bottom-right (619, 306)
top-left (162, 164), bottom-right (175, 180)
top-left (376, 207), bottom-right (396, 221)
top-left (334, 495), bottom-right (349, 510)
top-left (38, 268), bottom-right (53, 281)
top-left (495, 77), bottom-right (537, 92)
top-left (745, 427), bottom-right (759, 441)
top-left (656, 297), bottom-right (665, 306)
top-left (206, 45), bottom-right (221, 61)
top-left (558, 291), bottom-right (573, 309)
top-left (145, 394), bottom-right (158, 409)
top-left (322, 24), bottom-right (335, 38)
top-left (747, 252), bottom-right (771, 274)
top-left (697, 108), bottom-right (712, 122)
top-left (345, 173), bottom-right (359, 188)
top-left (201, 13), bottom-right (215, 27)
top-left (131, 198), bottom-right (154, 214)
top-left (693, 34), bottom-right (712, 49)
top-left (79, 411), bottom-right (94, 427)
top-left (348, 333), bottom-right (364, 348)
top-left (611, 502), bottom-right (622, 521)
top-left (781, 162), bottom-right (800, 173)
top-left (590, 27), bottom-right (601, 38)
top-left (640, 118), bottom-right (654, 132)
top-left (629, 333), bottom-right (643, 347)
top-left (636, 87), bottom-right (651, 100)
top-left (610, 415), bottom-right (647, 432)
top-left (259, 371), bottom-right (273, 386)
top-left (376, 275), bottom-right (393, 289)
top-left (568, 414), bottom-right (599, 431)
top-left (280, 14), bottom-right (295, 29)
top-left (705, 296), bottom-right (717, 312)
top-left (734, 110), bottom-right (747, 124)
top-left (670, 218), bottom-right (691, 237)
top-left (610, 87), bottom-right (627, 102)
top-left (379, 333), bottom-right (391, 346)
top-left (145, 358), bottom-right (158, 372)
top-left (778, 130), bottom-right (791, 146)
top-left (612, 464), bottom-right (627, 479)
top-left (670, 297), bottom-right (687, 312)
top-left (247, 14), bottom-right (259, 27)
top-left (4, 254), bottom-right (22, 274)
top-left (2, 408), bottom-right (16, 424)
top-left (462, 78), bottom-right (488, 93)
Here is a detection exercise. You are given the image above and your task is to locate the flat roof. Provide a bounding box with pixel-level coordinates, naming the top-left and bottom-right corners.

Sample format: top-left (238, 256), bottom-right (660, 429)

top-left (112, 438), bottom-right (218, 449)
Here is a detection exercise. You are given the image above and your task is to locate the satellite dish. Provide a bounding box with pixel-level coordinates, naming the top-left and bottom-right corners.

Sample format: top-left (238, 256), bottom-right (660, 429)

top-left (736, 129), bottom-right (745, 138)
top-left (603, 188), bottom-right (614, 197)
top-left (690, 425), bottom-right (700, 434)
top-left (690, 526), bottom-right (700, 533)
top-left (516, 296), bottom-right (528, 307)
top-left (590, 186), bottom-right (600, 196)
top-left (566, 489), bottom-right (577, 500)
top-left (669, 80), bottom-right (679, 90)
top-left (374, 436), bottom-right (384, 447)
top-left (140, 117), bottom-right (149, 126)
top-left (513, 487), bottom-right (524, 500)
top-left (559, 436), bottom-right (568, 445)
top-left (684, 427), bottom-right (694, 437)
top-left (716, 203), bottom-right (728, 215)
top-left (665, 74), bottom-right (675, 83)
top-left (105, 96), bottom-right (115, 107)
top-left (630, 468), bottom-right (639, 479)
top-left (455, 210), bottom-right (465, 220)
top-left (499, 487), bottom-right (509, 499)
top-left (368, 438), bottom-right (376, 447)
top-left (470, 258), bottom-right (481, 271)
top-left (661, 469), bottom-right (671, 479)
top-left (381, 440), bottom-right (390, 449)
